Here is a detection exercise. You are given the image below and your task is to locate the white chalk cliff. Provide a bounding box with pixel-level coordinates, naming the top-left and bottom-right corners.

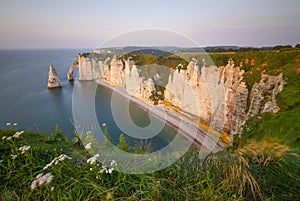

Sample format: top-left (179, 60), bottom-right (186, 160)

top-left (68, 53), bottom-right (284, 139)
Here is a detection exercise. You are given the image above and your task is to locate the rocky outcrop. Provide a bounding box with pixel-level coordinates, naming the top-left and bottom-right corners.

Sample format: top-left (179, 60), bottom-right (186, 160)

top-left (47, 64), bottom-right (62, 88)
top-left (67, 53), bottom-right (110, 81)
top-left (67, 59), bottom-right (79, 81)
top-left (247, 73), bottom-right (284, 117)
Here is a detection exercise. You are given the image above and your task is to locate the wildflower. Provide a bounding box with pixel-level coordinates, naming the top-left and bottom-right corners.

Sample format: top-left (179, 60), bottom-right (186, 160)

top-left (110, 160), bottom-right (117, 166)
top-left (13, 123), bottom-right (18, 126)
top-left (30, 181), bottom-right (37, 190)
top-left (13, 131), bottom-right (24, 138)
top-left (99, 164), bottom-right (114, 174)
top-left (6, 136), bottom-right (12, 140)
top-left (19, 145), bottom-right (30, 154)
top-left (51, 187), bottom-right (54, 191)
top-left (99, 165), bottom-right (106, 173)
top-left (11, 154), bottom-right (17, 160)
top-left (1, 136), bottom-right (6, 140)
top-left (90, 168), bottom-right (93, 171)
top-left (87, 154), bottom-right (99, 164)
top-left (31, 173), bottom-right (53, 190)
top-left (43, 154), bottom-right (72, 170)
top-left (102, 123), bottom-right (107, 127)
top-left (6, 123), bottom-right (11, 126)
top-left (0, 160), bottom-right (3, 163)
top-left (85, 142), bottom-right (92, 150)
top-left (106, 168), bottom-right (113, 174)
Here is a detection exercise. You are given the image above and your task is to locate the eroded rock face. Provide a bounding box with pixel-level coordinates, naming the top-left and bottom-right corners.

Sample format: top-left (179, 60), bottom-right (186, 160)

top-left (47, 64), bottom-right (62, 89)
top-left (101, 57), bottom-right (157, 103)
top-left (247, 73), bottom-right (284, 117)
top-left (68, 55), bottom-right (284, 138)
top-left (165, 58), bottom-right (248, 134)
top-left (67, 59), bottom-right (79, 81)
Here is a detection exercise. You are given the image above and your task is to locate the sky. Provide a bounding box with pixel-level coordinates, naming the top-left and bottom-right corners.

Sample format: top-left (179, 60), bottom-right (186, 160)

top-left (0, 0), bottom-right (299, 49)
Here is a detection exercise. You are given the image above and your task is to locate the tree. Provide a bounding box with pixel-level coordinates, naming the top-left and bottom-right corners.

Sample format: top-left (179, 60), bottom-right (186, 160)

top-left (118, 134), bottom-right (129, 152)
top-left (273, 45), bottom-right (292, 50)
top-left (295, 44), bottom-right (300, 48)
top-left (53, 125), bottom-right (66, 142)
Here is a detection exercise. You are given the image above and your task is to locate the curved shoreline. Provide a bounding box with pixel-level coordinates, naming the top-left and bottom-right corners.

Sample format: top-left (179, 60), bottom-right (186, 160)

top-left (97, 80), bottom-right (225, 153)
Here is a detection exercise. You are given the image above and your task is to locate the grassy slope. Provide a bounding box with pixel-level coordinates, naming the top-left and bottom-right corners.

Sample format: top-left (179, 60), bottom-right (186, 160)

top-left (0, 50), bottom-right (299, 200)
top-left (1, 129), bottom-right (299, 200)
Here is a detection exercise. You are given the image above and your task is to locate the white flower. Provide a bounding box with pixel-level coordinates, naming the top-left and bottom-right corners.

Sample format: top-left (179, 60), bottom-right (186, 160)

top-left (31, 180), bottom-right (37, 190)
top-left (0, 160), bottom-right (3, 163)
top-left (99, 165), bottom-right (106, 173)
top-left (6, 123), bottom-right (11, 126)
top-left (11, 154), bottom-right (17, 160)
top-left (102, 123), bottom-right (107, 127)
top-left (31, 173), bottom-right (53, 190)
top-left (6, 136), bottom-right (12, 140)
top-left (13, 123), bottom-right (18, 126)
top-left (85, 142), bottom-right (92, 150)
top-left (43, 154), bottom-right (72, 170)
top-left (106, 168), bottom-right (113, 174)
top-left (36, 173), bottom-right (43, 179)
top-left (110, 160), bottom-right (117, 166)
top-left (99, 164), bottom-right (114, 174)
top-left (18, 145), bottom-right (30, 154)
top-left (1, 136), bottom-right (6, 140)
top-left (87, 154), bottom-right (99, 164)
top-left (90, 168), bottom-right (93, 171)
top-left (51, 187), bottom-right (54, 191)
top-left (13, 131), bottom-right (24, 138)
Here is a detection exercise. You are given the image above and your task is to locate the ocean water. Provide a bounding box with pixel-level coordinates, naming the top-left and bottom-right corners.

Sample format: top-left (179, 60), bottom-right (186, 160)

top-left (0, 49), bottom-right (180, 150)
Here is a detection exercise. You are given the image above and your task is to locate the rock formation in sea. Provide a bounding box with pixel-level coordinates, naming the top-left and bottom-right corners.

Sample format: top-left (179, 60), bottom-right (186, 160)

top-left (67, 53), bottom-right (284, 140)
top-left (67, 59), bottom-right (79, 81)
top-left (47, 64), bottom-right (62, 88)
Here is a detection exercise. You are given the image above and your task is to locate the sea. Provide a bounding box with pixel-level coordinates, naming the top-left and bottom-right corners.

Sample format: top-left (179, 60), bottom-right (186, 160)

top-left (0, 49), bottom-right (180, 150)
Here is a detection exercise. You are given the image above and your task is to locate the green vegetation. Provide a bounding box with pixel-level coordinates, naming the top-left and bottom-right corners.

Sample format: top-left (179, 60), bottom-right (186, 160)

top-left (209, 49), bottom-right (300, 90)
top-left (1, 49), bottom-right (299, 200)
top-left (232, 49), bottom-right (300, 152)
top-left (1, 127), bottom-right (299, 200)
top-left (118, 134), bottom-right (129, 152)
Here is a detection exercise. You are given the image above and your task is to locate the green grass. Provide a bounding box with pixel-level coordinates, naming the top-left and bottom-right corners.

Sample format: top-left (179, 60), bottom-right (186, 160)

top-left (0, 128), bottom-right (299, 200)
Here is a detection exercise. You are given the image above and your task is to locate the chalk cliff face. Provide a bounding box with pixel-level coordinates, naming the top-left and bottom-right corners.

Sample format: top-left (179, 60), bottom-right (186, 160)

top-left (68, 54), bottom-right (284, 136)
top-left (47, 64), bottom-right (62, 88)
top-left (164, 58), bottom-right (248, 134)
